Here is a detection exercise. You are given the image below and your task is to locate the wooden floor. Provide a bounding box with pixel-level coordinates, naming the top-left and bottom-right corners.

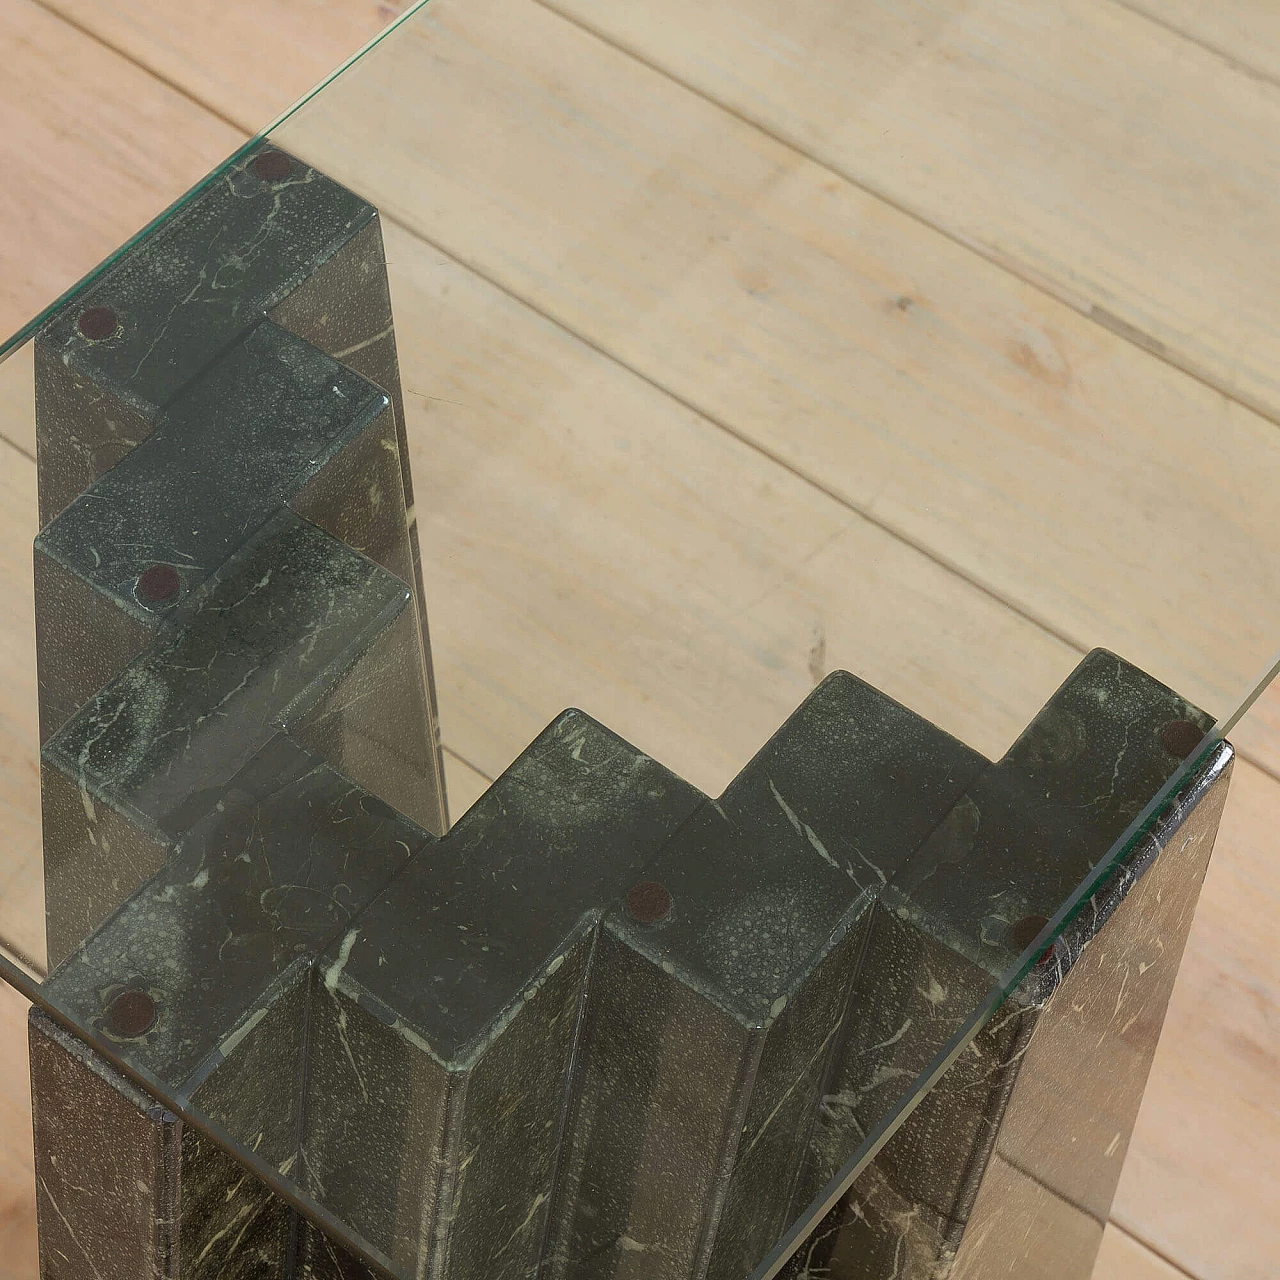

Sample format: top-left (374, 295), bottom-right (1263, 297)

top-left (0, 0), bottom-right (1278, 1278)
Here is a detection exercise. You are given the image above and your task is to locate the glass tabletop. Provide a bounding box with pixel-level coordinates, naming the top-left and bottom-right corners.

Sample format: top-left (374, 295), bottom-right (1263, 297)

top-left (0, 0), bottom-right (1273, 1276)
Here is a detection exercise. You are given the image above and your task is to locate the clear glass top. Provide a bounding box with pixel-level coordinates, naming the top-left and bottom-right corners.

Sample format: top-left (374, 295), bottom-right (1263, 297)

top-left (0, 0), bottom-right (1271, 1276)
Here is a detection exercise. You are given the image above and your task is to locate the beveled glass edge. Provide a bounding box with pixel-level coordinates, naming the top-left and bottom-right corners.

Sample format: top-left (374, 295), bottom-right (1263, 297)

top-left (0, 0), bottom-right (436, 366)
top-left (747, 727), bottom-right (1227, 1280)
top-left (0, 946), bottom-right (401, 1280)
top-left (0, 713), bottom-right (1232, 1276)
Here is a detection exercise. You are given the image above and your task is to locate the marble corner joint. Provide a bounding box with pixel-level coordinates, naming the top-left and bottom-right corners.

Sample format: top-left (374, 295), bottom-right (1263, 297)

top-left (24, 147), bottom-right (1233, 1280)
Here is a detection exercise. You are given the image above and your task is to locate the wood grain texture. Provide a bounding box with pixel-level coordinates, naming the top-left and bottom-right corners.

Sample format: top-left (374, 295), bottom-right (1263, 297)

top-left (265, 0), bottom-right (1280, 778)
top-left (1118, 0), bottom-right (1280, 84)
top-left (37, 0), bottom-right (400, 133)
top-left (0, 0), bottom-right (241, 355)
top-left (542, 0), bottom-right (1280, 433)
top-left (35, 0), bottom-right (1280, 761)
top-left (37, 0), bottom-right (1280, 778)
top-left (380, 218), bottom-right (1079, 791)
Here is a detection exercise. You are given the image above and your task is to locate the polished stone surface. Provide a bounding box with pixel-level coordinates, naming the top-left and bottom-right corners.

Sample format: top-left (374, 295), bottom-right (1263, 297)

top-left (548, 672), bottom-right (985, 1280)
top-left (778, 723), bottom-right (1231, 1280)
top-left (302, 709), bottom-right (703, 1278)
top-left (29, 1009), bottom-right (293, 1280)
top-left (40, 511), bottom-right (420, 969)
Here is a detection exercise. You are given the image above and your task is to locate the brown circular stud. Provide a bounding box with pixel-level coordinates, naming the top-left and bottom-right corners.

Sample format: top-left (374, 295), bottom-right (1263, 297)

top-left (251, 149), bottom-right (292, 182)
top-left (105, 989), bottom-right (157, 1039)
top-left (77, 306), bottom-right (119, 341)
top-left (626, 880), bottom-right (672, 924)
top-left (136, 563), bottom-right (181, 605)
top-left (1160, 719), bottom-right (1203, 760)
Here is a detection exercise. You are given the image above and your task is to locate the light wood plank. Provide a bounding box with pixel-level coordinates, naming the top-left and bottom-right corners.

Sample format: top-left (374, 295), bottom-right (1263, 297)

top-left (268, 0), bottom-right (1280, 773)
top-left (1093, 1224), bottom-right (1187, 1280)
top-left (542, 0), bottom-right (1280, 435)
top-left (37, 0), bottom-right (396, 133)
top-left (0, 364), bottom-right (44, 973)
top-left (380, 219), bottom-right (1079, 790)
top-left (1120, 0), bottom-right (1280, 85)
top-left (32, 0), bottom-right (1280, 778)
top-left (38, 0), bottom-right (1280, 766)
top-left (0, 983), bottom-right (35, 1280)
top-left (0, 0), bottom-right (242, 363)
top-left (1113, 756), bottom-right (1280, 1280)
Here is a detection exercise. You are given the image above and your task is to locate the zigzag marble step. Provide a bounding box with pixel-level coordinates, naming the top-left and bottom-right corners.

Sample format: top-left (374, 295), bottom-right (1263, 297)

top-left (186, 650), bottom-right (1203, 1280)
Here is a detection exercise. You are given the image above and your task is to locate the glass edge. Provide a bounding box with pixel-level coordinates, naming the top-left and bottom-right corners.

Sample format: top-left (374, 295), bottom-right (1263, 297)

top-left (0, 727), bottom-right (1235, 1278)
top-left (255, 0), bottom-right (437, 148)
top-left (0, 947), bottom-right (401, 1280)
top-left (0, 939), bottom-right (46, 983)
top-left (1214, 643), bottom-right (1280, 740)
top-left (747, 727), bottom-right (1228, 1280)
top-left (0, 0), bottom-right (437, 366)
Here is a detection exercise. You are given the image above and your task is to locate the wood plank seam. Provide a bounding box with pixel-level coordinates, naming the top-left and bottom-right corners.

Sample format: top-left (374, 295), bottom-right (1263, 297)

top-left (532, 0), bottom-right (1280, 458)
top-left (6, 184), bottom-right (1280, 798)
top-left (443, 745), bottom-right (493, 786)
top-left (23, 0), bottom-right (1280, 491)
top-left (24, 0), bottom-right (248, 139)
top-left (1109, 0), bottom-right (1280, 93)
top-left (371, 207), bottom-right (1095, 647)
top-left (12, 0), bottom-right (1280, 774)
top-left (9, 0), bottom-right (1280, 795)
top-left (364, 207), bottom-right (1280, 798)
top-left (1, 431), bottom-right (33, 466)
top-left (1114, 1222), bottom-right (1200, 1280)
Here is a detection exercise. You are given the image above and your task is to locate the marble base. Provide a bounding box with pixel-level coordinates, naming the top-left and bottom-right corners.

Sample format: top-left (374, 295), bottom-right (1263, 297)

top-left (776, 738), bottom-right (1233, 1280)
top-left (23, 146), bottom-right (1234, 1280)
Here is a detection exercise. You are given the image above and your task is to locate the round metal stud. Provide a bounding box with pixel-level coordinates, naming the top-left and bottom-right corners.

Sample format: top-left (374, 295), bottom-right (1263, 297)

top-left (626, 880), bottom-right (672, 924)
top-left (135, 564), bottom-right (181, 606)
top-left (251, 150), bottom-right (292, 182)
top-left (105, 989), bottom-right (157, 1039)
top-left (77, 306), bottom-right (119, 341)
